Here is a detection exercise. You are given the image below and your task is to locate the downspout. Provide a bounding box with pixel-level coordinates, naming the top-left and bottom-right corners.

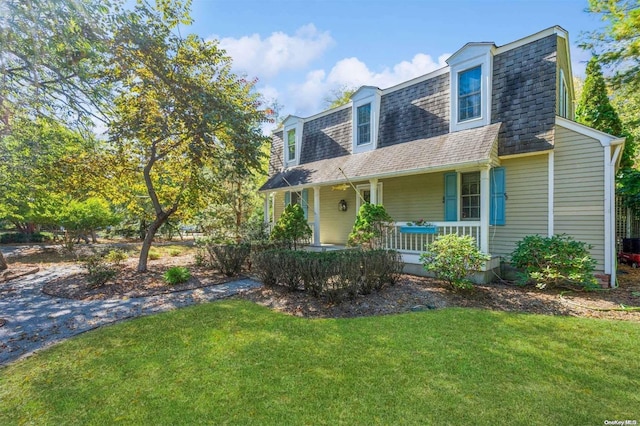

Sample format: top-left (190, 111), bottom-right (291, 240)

top-left (608, 143), bottom-right (623, 288)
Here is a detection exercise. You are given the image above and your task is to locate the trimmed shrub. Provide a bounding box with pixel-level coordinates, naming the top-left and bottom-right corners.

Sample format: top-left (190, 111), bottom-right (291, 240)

top-left (83, 255), bottom-right (118, 288)
top-left (510, 234), bottom-right (598, 289)
top-left (207, 243), bottom-right (251, 277)
top-left (250, 248), bottom-right (402, 302)
top-left (270, 204), bottom-right (312, 250)
top-left (347, 203), bottom-right (394, 249)
top-left (420, 234), bottom-right (490, 290)
top-left (163, 266), bottom-right (191, 285)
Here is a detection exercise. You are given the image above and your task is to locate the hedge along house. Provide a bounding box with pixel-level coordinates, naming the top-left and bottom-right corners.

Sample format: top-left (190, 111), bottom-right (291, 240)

top-left (259, 26), bottom-right (625, 285)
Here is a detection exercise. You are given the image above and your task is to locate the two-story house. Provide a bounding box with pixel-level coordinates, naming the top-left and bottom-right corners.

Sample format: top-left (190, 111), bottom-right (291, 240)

top-left (259, 26), bottom-right (625, 285)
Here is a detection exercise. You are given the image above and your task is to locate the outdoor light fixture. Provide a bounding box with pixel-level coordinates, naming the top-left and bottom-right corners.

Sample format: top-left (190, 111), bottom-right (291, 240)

top-left (338, 199), bottom-right (348, 212)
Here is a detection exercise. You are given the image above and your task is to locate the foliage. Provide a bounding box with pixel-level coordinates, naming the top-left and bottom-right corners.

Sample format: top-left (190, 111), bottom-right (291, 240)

top-left (250, 249), bottom-right (402, 302)
top-left (347, 203), bottom-right (394, 249)
top-left (104, 249), bottom-right (128, 267)
top-left (163, 266), bottom-right (191, 285)
top-left (510, 234), bottom-right (598, 290)
top-left (420, 234), bottom-right (490, 290)
top-left (0, 232), bottom-right (51, 244)
top-left (57, 197), bottom-right (120, 240)
top-left (148, 249), bottom-right (161, 260)
top-left (108, 0), bottom-right (269, 272)
top-left (581, 0), bottom-right (640, 91)
top-left (206, 243), bottom-right (251, 277)
top-left (270, 204), bottom-right (312, 250)
top-left (323, 85), bottom-right (357, 109)
top-left (83, 255), bottom-right (117, 288)
top-left (575, 57), bottom-right (635, 168)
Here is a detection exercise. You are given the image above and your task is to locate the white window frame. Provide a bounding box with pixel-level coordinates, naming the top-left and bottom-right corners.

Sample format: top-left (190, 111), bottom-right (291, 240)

top-left (355, 183), bottom-right (383, 211)
top-left (351, 87), bottom-right (381, 154)
top-left (460, 171), bottom-right (481, 220)
top-left (283, 116), bottom-right (303, 168)
top-left (447, 44), bottom-right (494, 132)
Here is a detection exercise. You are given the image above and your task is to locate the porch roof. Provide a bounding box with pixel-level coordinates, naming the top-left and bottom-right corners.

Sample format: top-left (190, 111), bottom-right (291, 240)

top-left (260, 122), bottom-right (502, 192)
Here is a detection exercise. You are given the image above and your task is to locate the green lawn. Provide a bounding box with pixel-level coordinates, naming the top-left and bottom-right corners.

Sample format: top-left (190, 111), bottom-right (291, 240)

top-left (1, 301), bottom-right (639, 425)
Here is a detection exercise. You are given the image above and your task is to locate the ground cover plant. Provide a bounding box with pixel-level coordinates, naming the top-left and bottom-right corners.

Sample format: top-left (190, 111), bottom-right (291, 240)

top-left (1, 301), bottom-right (638, 425)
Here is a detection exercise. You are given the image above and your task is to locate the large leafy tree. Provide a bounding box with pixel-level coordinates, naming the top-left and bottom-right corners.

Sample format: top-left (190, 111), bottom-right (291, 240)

top-left (110, 1), bottom-right (268, 272)
top-left (582, 0), bottom-right (640, 91)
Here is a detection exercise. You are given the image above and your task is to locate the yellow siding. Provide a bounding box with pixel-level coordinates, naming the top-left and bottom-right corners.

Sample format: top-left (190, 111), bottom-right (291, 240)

top-left (382, 173), bottom-right (444, 222)
top-left (319, 186), bottom-right (357, 244)
top-left (554, 126), bottom-right (605, 269)
top-left (489, 154), bottom-right (549, 257)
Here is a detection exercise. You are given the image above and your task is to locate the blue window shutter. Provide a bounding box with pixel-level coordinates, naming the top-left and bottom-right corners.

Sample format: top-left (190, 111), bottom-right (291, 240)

top-left (490, 167), bottom-right (506, 226)
top-left (444, 172), bottom-right (457, 221)
top-left (284, 192), bottom-right (290, 206)
top-left (301, 189), bottom-right (309, 219)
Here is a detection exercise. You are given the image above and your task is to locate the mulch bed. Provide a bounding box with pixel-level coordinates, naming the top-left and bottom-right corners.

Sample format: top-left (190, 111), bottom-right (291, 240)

top-left (3, 246), bottom-right (640, 321)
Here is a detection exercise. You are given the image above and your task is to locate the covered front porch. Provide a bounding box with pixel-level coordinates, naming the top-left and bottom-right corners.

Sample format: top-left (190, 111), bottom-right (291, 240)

top-left (260, 123), bottom-right (504, 281)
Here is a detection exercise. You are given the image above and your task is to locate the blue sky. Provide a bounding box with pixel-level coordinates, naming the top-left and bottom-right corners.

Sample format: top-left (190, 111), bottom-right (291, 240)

top-left (184, 0), bottom-right (604, 120)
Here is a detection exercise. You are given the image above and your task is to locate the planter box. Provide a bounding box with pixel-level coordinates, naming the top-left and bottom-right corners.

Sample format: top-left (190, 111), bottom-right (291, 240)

top-left (399, 226), bottom-right (438, 234)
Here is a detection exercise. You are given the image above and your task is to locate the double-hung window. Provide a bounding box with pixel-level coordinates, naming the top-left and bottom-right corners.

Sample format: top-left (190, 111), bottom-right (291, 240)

top-left (458, 66), bottom-right (482, 121)
top-left (460, 172), bottom-right (480, 220)
top-left (356, 103), bottom-right (371, 146)
top-left (287, 129), bottom-right (296, 162)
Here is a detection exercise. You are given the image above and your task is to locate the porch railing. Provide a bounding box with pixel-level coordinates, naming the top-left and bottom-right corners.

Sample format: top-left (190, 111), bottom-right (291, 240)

top-left (383, 221), bottom-right (481, 253)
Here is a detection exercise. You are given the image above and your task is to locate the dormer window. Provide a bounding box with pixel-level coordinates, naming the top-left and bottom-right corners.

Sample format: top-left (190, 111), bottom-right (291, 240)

top-left (351, 86), bottom-right (381, 154)
top-left (458, 66), bottom-right (482, 121)
top-left (447, 42), bottom-right (494, 132)
top-left (282, 116), bottom-right (303, 167)
top-left (357, 103), bottom-right (371, 145)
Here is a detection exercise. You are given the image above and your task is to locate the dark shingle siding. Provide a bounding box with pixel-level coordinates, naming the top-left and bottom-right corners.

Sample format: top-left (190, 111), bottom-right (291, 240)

top-left (378, 73), bottom-right (450, 148)
top-left (300, 107), bottom-right (352, 164)
top-left (269, 130), bottom-right (284, 175)
top-left (492, 34), bottom-right (557, 156)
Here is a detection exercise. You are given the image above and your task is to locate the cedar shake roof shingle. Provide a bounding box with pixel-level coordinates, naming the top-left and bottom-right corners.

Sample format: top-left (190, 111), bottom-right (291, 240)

top-left (259, 122), bottom-right (503, 191)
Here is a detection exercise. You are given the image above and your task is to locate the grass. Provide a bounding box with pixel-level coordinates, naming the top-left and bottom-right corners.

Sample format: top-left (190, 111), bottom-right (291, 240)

top-left (1, 301), bottom-right (639, 425)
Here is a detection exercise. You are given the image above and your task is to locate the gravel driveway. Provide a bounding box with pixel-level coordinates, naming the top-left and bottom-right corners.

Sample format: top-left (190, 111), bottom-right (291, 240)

top-left (0, 265), bottom-right (261, 366)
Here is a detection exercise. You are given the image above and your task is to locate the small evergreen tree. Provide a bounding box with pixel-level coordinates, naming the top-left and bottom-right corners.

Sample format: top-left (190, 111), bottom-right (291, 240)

top-left (270, 204), bottom-right (312, 250)
top-left (347, 203), bottom-right (393, 250)
top-left (576, 57), bottom-right (635, 168)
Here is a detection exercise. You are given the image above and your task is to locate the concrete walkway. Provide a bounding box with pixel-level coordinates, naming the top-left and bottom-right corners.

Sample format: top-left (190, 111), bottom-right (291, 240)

top-left (0, 265), bottom-right (261, 366)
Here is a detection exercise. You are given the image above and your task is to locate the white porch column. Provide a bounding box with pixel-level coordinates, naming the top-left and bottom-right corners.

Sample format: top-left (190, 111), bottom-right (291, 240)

top-left (369, 178), bottom-right (379, 205)
top-left (263, 193), bottom-right (270, 225)
top-left (313, 186), bottom-right (320, 245)
top-left (480, 167), bottom-right (490, 254)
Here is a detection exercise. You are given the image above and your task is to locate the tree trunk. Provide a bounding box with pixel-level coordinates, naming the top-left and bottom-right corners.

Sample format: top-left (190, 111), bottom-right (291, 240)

top-left (137, 213), bottom-right (170, 272)
top-left (91, 230), bottom-right (98, 243)
top-left (0, 251), bottom-right (8, 271)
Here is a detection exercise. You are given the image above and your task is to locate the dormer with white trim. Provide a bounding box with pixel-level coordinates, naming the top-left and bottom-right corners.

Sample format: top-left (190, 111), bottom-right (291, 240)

top-left (282, 115), bottom-right (304, 168)
top-left (351, 86), bottom-right (382, 154)
top-left (447, 42), bottom-right (495, 133)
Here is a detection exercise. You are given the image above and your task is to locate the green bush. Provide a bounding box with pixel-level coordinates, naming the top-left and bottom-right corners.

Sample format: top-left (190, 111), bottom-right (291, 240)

top-left (104, 249), bottom-right (128, 267)
top-left (270, 204), bottom-right (312, 250)
top-left (250, 249), bottom-right (402, 302)
top-left (83, 255), bottom-right (118, 288)
top-left (420, 234), bottom-right (490, 290)
top-left (163, 266), bottom-right (191, 285)
top-left (347, 203), bottom-right (393, 249)
top-left (0, 232), bottom-right (51, 244)
top-left (510, 234), bottom-right (598, 289)
top-left (168, 248), bottom-right (182, 257)
top-left (207, 243), bottom-right (251, 277)
top-left (148, 249), bottom-right (161, 260)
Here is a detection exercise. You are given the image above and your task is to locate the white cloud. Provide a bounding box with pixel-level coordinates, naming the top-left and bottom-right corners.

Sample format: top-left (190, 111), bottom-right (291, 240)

top-left (288, 52), bottom-right (450, 115)
top-left (214, 24), bottom-right (334, 78)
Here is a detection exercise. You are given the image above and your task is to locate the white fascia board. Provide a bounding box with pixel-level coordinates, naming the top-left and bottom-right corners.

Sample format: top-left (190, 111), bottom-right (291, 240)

top-left (498, 149), bottom-right (552, 160)
top-left (555, 116), bottom-right (620, 147)
top-left (495, 26), bottom-right (568, 55)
